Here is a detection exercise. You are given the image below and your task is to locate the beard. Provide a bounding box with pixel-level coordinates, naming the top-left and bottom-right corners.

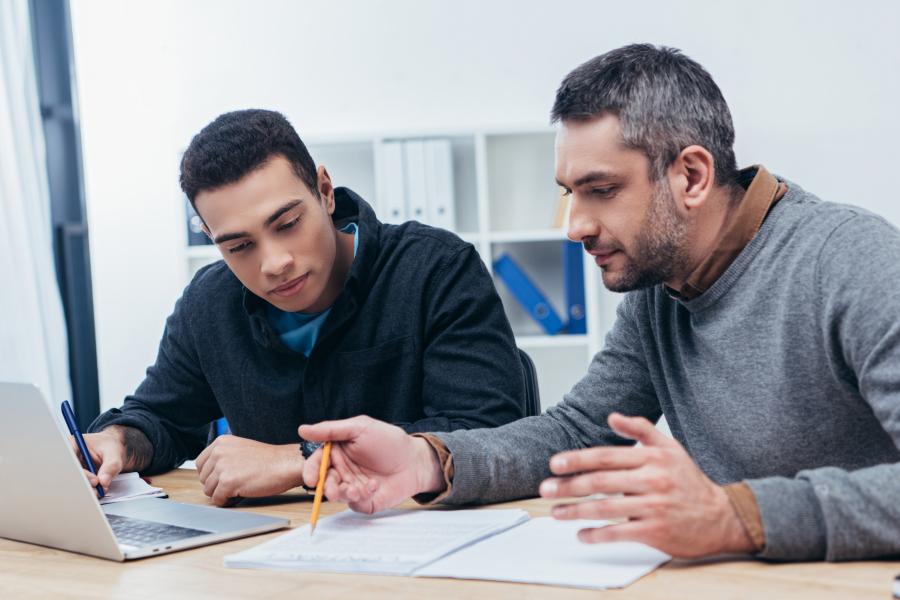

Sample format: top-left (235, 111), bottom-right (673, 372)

top-left (590, 181), bottom-right (691, 293)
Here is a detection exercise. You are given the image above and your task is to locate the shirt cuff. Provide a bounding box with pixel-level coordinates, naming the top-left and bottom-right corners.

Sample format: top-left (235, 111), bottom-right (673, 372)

top-left (410, 433), bottom-right (454, 505)
top-left (723, 481), bottom-right (766, 553)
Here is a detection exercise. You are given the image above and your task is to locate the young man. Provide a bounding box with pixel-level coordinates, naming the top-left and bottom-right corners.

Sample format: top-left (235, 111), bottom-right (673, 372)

top-left (78, 109), bottom-right (526, 506)
top-left (299, 44), bottom-right (900, 562)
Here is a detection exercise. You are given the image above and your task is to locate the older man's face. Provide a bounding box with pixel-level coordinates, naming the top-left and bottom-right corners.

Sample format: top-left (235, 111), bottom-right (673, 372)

top-left (556, 114), bottom-right (690, 292)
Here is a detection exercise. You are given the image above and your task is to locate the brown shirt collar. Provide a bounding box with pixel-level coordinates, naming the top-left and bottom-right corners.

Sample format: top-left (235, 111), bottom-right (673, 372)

top-left (672, 165), bottom-right (787, 301)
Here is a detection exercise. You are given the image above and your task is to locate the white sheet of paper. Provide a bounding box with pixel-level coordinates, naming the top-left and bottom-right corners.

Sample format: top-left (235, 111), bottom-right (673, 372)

top-left (98, 472), bottom-right (166, 505)
top-left (224, 508), bottom-right (529, 575)
top-left (417, 517), bottom-right (670, 589)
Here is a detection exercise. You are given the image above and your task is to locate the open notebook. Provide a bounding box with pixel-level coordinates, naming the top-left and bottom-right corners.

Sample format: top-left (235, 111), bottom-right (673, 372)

top-left (98, 472), bottom-right (166, 505)
top-left (224, 509), bottom-right (670, 589)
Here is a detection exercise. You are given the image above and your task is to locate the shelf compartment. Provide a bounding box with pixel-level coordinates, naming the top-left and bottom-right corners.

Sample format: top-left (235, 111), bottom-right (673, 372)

top-left (489, 228), bottom-right (568, 243)
top-left (485, 132), bottom-right (560, 232)
top-left (515, 334), bottom-right (589, 349)
top-left (307, 141), bottom-right (377, 204)
top-left (491, 239), bottom-right (582, 338)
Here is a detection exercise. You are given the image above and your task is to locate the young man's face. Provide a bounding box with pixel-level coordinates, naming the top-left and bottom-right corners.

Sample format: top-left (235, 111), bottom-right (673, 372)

top-left (556, 114), bottom-right (690, 293)
top-left (194, 155), bottom-right (342, 313)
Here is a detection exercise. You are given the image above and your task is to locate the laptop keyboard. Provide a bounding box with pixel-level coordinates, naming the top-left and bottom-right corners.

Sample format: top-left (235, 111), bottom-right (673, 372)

top-left (106, 513), bottom-right (211, 548)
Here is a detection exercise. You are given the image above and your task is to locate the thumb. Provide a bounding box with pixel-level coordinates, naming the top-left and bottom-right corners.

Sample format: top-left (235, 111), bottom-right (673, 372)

top-left (608, 412), bottom-right (672, 447)
top-left (299, 416), bottom-right (371, 443)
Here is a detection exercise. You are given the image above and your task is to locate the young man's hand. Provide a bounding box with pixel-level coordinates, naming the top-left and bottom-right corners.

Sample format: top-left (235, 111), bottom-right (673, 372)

top-left (70, 427), bottom-right (129, 493)
top-left (539, 412), bottom-right (754, 558)
top-left (195, 435), bottom-right (305, 506)
top-left (299, 416), bottom-right (444, 514)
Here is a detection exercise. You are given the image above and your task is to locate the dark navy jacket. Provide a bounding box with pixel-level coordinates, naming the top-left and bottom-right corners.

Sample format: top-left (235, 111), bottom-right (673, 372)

top-left (90, 188), bottom-right (526, 473)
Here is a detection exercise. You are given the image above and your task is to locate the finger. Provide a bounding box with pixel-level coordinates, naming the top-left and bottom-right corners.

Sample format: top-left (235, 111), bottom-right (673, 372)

top-left (329, 447), bottom-right (371, 490)
top-left (210, 478), bottom-right (235, 507)
top-left (552, 495), bottom-right (656, 521)
top-left (540, 468), bottom-right (652, 498)
top-left (347, 485), bottom-right (377, 514)
top-left (344, 480), bottom-right (362, 503)
top-left (96, 455), bottom-right (123, 490)
top-left (299, 416), bottom-right (372, 443)
top-left (82, 468), bottom-right (100, 487)
top-left (327, 445), bottom-right (350, 476)
top-left (197, 449), bottom-right (218, 485)
top-left (348, 497), bottom-right (377, 515)
top-left (608, 413), bottom-right (673, 447)
top-left (346, 472), bottom-right (376, 501)
top-left (550, 446), bottom-right (652, 475)
top-left (347, 478), bottom-right (389, 514)
top-left (306, 445), bottom-right (360, 490)
top-left (195, 440), bottom-right (215, 474)
top-left (323, 469), bottom-right (344, 501)
top-left (577, 520), bottom-right (655, 545)
top-left (202, 470), bottom-right (219, 498)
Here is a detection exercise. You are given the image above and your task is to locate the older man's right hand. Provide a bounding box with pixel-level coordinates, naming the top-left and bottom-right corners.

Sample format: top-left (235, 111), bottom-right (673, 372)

top-left (299, 416), bottom-right (445, 514)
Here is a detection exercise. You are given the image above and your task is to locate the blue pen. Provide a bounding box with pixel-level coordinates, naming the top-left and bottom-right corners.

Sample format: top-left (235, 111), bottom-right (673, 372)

top-left (61, 400), bottom-right (105, 498)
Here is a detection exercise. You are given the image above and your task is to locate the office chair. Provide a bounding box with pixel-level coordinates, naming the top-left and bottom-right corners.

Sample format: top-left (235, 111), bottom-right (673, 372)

top-left (518, 348), bottom-right (541, 417)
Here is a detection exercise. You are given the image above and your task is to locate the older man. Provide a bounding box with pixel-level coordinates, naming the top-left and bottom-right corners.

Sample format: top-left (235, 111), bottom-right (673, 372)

top-left (299, 44), bottom-right (900, 562)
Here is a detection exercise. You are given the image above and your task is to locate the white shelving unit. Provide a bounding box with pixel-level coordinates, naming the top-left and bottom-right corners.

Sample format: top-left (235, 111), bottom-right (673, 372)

top-left (183, 128), bottom-right (621, 410)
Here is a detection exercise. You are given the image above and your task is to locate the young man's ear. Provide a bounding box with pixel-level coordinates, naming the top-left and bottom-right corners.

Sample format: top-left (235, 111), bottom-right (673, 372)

top-left (668, 145), bottom-right (715, 211)
top-left (316, 165), bottom-right (336, 214)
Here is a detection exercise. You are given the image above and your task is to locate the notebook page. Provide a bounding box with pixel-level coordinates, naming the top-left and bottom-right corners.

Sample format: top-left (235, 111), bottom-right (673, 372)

top-left (224, 508), bottom-right (529, 575)
top-left (99, 472), bottom-right (166, 505)
top-left (417, 517), bottom-right (670, 589)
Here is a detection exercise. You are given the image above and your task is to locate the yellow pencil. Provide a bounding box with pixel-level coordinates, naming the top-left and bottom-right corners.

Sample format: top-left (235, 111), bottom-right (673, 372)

top-left (310, 441), bottom-right (332, 536)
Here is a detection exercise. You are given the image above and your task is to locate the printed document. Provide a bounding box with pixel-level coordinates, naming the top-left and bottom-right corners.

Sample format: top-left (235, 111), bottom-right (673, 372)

top-left (225, 510), bottom-right (669, 589)
top-left (418, 517), bottom-right (670, 589)
top-left (224, 508), bottom-right (529, 575)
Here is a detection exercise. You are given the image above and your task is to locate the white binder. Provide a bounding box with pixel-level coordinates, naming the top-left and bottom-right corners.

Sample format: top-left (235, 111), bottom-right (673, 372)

top-left (381, 141), bottom-right (407, 224)
top-left (425, 139), bottom-right (456, 231)
top-left (404, 140), bottom-right (429, 223)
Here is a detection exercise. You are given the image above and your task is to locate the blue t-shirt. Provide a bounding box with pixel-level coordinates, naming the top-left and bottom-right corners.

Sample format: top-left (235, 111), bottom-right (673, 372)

top-left (266, 223), bottom-right (359, 356)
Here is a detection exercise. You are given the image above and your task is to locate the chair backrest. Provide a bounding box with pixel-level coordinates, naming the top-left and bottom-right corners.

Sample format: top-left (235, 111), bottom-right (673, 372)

top-left (518, 348), bottom-right (541, 417)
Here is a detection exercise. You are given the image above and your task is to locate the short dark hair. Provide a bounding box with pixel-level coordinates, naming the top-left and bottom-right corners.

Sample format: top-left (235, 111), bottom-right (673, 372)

top-left (179, 109), bottom-right (318, 205)
top-left (551, 44), bottom-right (738, 187)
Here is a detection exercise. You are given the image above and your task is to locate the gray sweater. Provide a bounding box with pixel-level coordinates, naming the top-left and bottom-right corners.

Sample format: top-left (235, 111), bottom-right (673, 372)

top-left (435, 181), bottom-right (900, 561)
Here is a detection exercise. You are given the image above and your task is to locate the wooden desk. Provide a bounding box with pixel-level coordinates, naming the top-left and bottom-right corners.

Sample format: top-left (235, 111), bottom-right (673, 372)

top-left (1, 469), bottom-right (897, 599)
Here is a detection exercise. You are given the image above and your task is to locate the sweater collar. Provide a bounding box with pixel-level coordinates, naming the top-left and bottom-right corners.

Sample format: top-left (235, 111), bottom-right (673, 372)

top-left (668, 165), bottom-right (787, 301)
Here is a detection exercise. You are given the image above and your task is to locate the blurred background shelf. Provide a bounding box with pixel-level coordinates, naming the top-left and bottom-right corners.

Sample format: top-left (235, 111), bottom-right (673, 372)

top-left (515, 334), bottom-right (589, 349)
top-left (185, 245), bottom-right (217, 259)
top-left (489, 229), bottom-right (568, 243)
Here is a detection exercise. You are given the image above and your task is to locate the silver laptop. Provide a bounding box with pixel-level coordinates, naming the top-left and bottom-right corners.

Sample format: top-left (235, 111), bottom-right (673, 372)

top-left (0, 382), bottom-right (289, 561)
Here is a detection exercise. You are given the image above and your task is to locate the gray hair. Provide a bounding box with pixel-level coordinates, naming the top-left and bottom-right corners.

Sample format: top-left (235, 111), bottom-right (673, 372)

top-left (551, 44), bottom-right (738, 187)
